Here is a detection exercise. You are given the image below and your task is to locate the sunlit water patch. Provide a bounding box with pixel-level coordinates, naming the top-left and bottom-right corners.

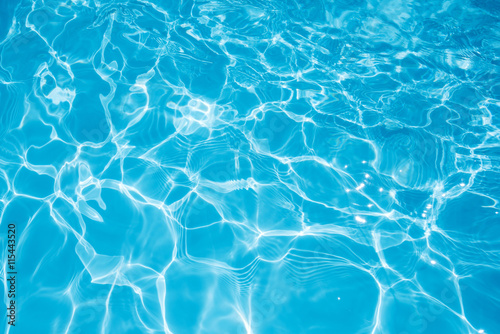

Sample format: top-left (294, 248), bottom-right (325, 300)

top-left (1, 0), bottom-right (500, 333)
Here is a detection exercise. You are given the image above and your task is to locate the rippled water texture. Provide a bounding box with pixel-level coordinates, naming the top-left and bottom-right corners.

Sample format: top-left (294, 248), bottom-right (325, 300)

top-left (1, 0), bottom-right (500, 333)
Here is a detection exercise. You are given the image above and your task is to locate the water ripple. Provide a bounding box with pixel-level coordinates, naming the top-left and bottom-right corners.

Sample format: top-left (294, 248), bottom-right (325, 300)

top-left (1, 0), bottom-right (499, 333)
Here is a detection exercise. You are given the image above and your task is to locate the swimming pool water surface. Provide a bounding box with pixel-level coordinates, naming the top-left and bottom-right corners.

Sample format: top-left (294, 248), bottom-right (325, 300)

top-left (1, 0), bottom-right (500, 333)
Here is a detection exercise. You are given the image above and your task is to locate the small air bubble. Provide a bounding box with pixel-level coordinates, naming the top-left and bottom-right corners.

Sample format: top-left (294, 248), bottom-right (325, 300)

top-left (431, 260), bottom-right (436, 265)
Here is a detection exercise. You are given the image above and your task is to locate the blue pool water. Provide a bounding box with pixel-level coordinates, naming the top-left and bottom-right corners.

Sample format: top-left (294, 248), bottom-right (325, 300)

top-left (1, 0), bottom-right (500, 333)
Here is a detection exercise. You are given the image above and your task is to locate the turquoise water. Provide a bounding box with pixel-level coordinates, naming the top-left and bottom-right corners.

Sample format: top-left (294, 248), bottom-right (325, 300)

top-left (1, 0), bottom-right (500, 333)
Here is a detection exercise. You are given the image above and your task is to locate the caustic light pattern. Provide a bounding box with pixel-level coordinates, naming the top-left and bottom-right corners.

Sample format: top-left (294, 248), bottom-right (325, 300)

top-left (1, 0), bottom-right (500, 333)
